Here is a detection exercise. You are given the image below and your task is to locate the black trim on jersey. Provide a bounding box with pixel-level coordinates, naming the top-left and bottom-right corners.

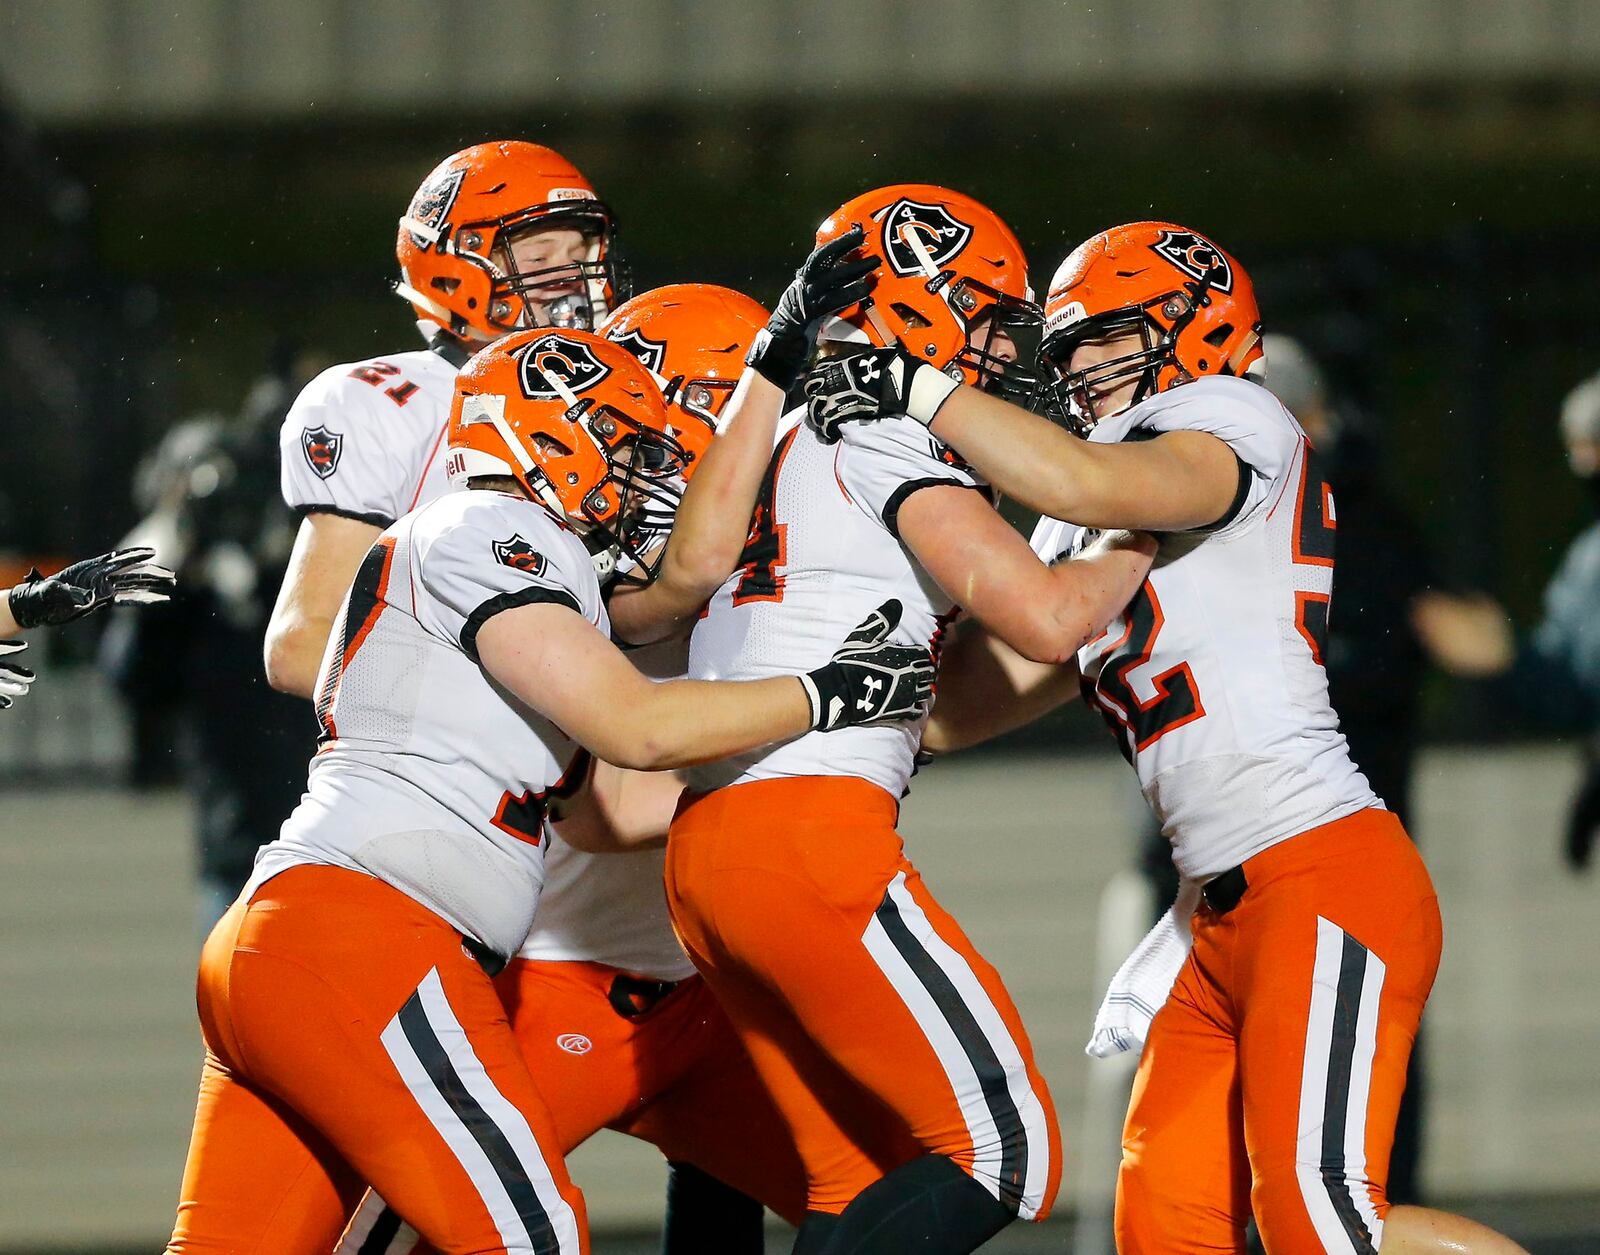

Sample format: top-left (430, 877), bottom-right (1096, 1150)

top-left (460, 586), bottom-right (583, 663)
top-left (295, 504), bottom-right (397, 529)
top-left (395, 990), bottom-right (559, 1250)
top-left (881, 478), bottom-right (989, 540)
top-left (1192, 452), bottom-right (1253, 535)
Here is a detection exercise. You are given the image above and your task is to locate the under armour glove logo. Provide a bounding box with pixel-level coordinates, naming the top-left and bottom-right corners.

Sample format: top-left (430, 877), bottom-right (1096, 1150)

top-left (800, 599), bottom-right (936, 732)
top-left (805, 347), bottom-right (960, 444)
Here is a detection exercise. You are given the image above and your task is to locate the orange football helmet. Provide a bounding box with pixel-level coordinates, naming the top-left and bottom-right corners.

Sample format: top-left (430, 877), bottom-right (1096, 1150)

top-left (396, 141), bottom-right (627, 345)
top-left (815, 184), bottom-right (1040, 400)
top-left (1038, 221), bottom-right (1263, 433)
top-left (600, 284), bottom-right (769, 474)
top-left (446, 329), bottom-right (687, 583)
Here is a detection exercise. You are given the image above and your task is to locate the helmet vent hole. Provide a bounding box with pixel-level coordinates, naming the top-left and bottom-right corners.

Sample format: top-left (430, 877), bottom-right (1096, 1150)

top-left (1203, 324), bottom-right (1234, 347)
top-left (432, 277), bottom-right (461, 294)
top-left (892, 303), bottom-right (933, 330)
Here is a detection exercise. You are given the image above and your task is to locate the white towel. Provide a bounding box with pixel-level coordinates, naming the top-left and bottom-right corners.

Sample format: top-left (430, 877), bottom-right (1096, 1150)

top-left (1085, 879), bottom-right (1201, 1058)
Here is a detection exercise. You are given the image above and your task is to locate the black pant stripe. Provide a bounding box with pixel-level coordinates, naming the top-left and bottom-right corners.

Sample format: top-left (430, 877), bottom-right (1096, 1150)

top-left (356, 1207), bottom-right (402, 1255)
top-left (396, 990), bottom-right (559, 1253)
top-left (874, 888), bottom-right (1029, 1213)
top-left (1320, 929), bottom-right (1379, 1254)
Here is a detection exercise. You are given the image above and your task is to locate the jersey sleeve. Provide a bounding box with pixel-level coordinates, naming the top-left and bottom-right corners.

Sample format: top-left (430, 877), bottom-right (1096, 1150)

top-left (835, 415), bottom-right (990, 538)
top-left (1029, 514), bottom-right (1087, 564)
top-left (1130, 379), bottom-right (1304, 539)
top-left (279, 364), bottom-right (417, 526)
top-left (412, 501), bottom-right (600, 663)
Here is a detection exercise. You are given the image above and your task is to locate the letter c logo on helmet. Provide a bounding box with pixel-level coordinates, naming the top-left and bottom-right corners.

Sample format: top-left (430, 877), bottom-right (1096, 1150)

top-left (880, 198), bottom-right (975, 278)
top-left (1150, 229), bottom-right (1234, 294)
top-left (518, 337), bottom-right (612, 401)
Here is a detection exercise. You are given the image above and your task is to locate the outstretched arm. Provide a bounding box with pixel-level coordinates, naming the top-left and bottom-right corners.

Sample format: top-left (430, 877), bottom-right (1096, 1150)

top-left (898, 484), bottom-right (1157, 664)
top-left (808, 350), bottom-right (1239, 532)
top-left (607, 371), bottom-right (786, 645)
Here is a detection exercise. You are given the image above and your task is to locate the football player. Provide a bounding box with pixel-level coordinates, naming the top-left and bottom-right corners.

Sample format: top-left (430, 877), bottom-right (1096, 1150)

top-left (168, 329), bottom-right (933, 1254)
top-left (665, 185), bottom-right (1159, 1255)
top-left (266, 139), bottom-right (888, 1250)
top-left (0, 547), bottom-right (176, 707)
top-left (342, 281), bottom-right (919, 1255)
top-left (805, 222), bottom-right (1528, 1254)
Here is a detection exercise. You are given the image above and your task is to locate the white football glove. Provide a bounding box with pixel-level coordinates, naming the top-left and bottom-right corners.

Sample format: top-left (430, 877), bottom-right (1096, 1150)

top-left (0, 640), bottom-right (35, 710)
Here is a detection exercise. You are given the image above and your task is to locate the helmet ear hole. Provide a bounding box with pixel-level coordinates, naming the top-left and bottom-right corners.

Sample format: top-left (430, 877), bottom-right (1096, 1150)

top-left (1203, 323), bottom-right (1234, 347)
top-left (432, 277), bottom-right (461, 295)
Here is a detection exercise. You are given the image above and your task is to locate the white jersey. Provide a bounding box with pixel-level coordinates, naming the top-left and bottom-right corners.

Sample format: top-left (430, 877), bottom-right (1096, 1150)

top-left (1031, 376), bottom-right (1377, 881)
top-left (246, 492), bottom-right (604, 959)
top-left (280, 349), bottom-right (460, 526)
top-left (277, 347), bottom-right (692, 980)
top-left (686, 410), bottom-right (979, 797)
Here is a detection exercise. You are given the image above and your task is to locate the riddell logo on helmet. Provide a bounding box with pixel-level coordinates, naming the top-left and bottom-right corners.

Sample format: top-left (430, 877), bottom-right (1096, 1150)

top-left (1044, 300), bottom-right (1089, 335)
top-left (405, 168), bottom-right (467, 250)
top-left (1150, 229), bottom-right (1234, 293)
top-left (607, 327), bottom-right (668, 375)
top-left (879, 199), bottom-right (975, 278)
top-left (518, 337), bottom-right (611, 400)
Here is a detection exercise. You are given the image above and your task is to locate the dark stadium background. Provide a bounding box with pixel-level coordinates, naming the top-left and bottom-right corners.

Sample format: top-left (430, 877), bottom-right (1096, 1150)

top-left (1, 2), bottom-right (1596, 1251)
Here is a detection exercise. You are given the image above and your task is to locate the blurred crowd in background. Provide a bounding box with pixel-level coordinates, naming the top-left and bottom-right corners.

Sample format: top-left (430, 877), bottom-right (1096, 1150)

top-left (3, 0), bottom-right (1599, 1228)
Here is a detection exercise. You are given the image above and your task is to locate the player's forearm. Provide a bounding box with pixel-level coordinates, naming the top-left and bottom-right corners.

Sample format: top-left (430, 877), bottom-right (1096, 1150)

top-left (923, 624), bottom-right (1080, 754)
top-left (594, 675), bottom-right (811, 771)
top-left (927, 389), bottom-right (1233, 532)
top-left (655, 370), bottom-right (785, 599)
top-left (0, 594), bottom-right (20, 637)
top-left (926, 386), bottom-right (1110, 523)
top-left (262, 612), bottom-right (333, 698)
top-left (553, 761), bottom-right (683, 852)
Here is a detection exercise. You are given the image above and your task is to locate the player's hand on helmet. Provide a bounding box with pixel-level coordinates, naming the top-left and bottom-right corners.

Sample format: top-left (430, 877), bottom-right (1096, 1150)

top-left (7, 547), bottom-right (176, 630)
top-left (804, 346), bottom-right (960, 444)
top-left (746, 224), bottom-right (879, 391)
top-left (800, 599), bottom-right (935, 732)
top-left (0, 640), bottom-right (34, 710)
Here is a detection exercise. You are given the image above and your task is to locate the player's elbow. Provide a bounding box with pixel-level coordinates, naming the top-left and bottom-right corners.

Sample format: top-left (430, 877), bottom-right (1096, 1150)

top-left (263, 617), bottom-right (322, 699)
top-left (659, 541), bottom-right (733, 605)
top-left (601, 733), bottom-right (680, 773)
top-left (1000, 600), bottom-right (1090, 666)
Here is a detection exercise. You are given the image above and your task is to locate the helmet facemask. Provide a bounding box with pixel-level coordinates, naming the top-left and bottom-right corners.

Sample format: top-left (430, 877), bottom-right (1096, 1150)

top-left (463, 206), bottom-right (628, 335)
top-left (569, 402), bottom-right (688, 588)
top-left (951, 280), bottom-right (1042, 404)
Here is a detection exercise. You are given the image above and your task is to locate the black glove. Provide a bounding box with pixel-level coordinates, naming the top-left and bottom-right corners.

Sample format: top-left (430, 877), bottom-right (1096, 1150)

top-left (1563, 758), bottom-right (1600, 872)
top-left (746, 224), bottom-right (879, 391)
top-left (801, 599), bottom-right (936, 732)
top-left (0, 640), bottom-right (33, 710)
top-left (804, 346), bottom-right (959, 444)
top-left (8, 547), bottom-right (176, 629)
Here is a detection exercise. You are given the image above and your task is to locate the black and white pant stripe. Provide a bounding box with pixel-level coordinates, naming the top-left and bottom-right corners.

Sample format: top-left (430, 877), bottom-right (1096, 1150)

top-left (861, 872), bottom-right (1054, 1219)
top-left (378, 967), bottom-right (580, 1254)
top-left (1296, 916), bottom-right (1387, 1253)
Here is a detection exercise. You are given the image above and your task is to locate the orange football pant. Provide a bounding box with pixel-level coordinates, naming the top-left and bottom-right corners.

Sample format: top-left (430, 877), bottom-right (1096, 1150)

top-left (167, 864), bottom-right (588, 1254)
top-left (340, 959), bottom-right (813, 1252)
top-left (1117, 806), bottom-right (1442, 1254)
top-left (665, 775), bottom-right (1061, 1219)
